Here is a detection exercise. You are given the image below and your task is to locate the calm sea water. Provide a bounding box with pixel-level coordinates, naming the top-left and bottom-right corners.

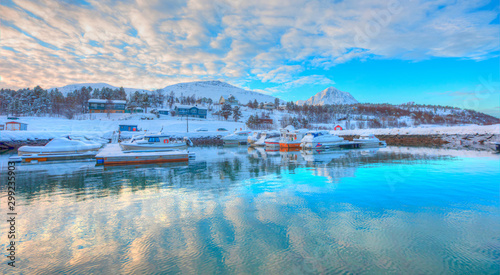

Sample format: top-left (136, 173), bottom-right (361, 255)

top-left (0, 146), bottom-right (499, 274)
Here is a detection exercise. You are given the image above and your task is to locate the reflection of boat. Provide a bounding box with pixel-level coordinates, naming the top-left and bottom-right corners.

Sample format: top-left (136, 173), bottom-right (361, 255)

top-left (301, 149), bottom-right (348, 163)
top-left (279, 125), bottom-right (308, 149)
top-left (120, 134), bottom-right (189, 151)
top-left (280, 149), bottom-right (305, 165)
top-left (17, 137), bottom-right (102, 156)
top-left (301, 131), bottom-right (347, 149)
top-left (353, 134), bottom-right (387, 148)
top-left (223, 130), bottom-right (252, 145)
top-left (15, 161), bottom-right (96, 174)
top-left (256, 131), bottom-right (280, 147)
top-left (247, 146), bottom-right (271, 159)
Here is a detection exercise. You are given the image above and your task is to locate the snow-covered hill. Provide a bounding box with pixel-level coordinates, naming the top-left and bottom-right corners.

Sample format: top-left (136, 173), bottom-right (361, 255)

top-left (298, 87), bottom-right (358, 106)
top-left (49, 83), bottom-right (146, 95)
top-left (49, 80), bottom-right (279, 104)
top-left (160, 80), bottom-right (278, 104)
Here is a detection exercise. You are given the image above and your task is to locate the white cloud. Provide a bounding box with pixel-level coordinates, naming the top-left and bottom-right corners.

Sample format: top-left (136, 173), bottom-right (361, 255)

top-left (0, 0), bottom-right (497, 92)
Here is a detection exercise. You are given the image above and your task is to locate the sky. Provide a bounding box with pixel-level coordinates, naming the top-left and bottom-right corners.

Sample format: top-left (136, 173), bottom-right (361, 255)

top-left (0, 0), bottom-right (499, 116)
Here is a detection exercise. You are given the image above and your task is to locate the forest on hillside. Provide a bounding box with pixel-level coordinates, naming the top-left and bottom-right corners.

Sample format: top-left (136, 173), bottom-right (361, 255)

top-left (1, 86), bottom-right (498, 129)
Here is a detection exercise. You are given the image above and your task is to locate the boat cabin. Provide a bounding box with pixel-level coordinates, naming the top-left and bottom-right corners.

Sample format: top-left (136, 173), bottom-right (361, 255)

top-left (140, 134), bottom-right (182, 144)
top-left (306, 130), bottom-right (330, 138)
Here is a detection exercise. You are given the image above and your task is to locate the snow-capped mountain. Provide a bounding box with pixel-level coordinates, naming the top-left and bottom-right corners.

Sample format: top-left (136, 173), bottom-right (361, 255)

top-left (159, 80), bottom-right (278, 104)
top-left (297, 87), bottom-right (358, 106)
top-left (49, 83), bottom-right (147, 95)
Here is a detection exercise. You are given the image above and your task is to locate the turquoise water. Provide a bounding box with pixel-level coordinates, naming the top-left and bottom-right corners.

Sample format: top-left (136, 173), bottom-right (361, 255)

top-left (0, 147), bottom-right (499, 274)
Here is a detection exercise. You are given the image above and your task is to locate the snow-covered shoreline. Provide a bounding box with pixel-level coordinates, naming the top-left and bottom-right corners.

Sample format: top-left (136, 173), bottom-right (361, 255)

top-left (1, 115), bottom-right (499, 151)
top-left (336, 124), bottom-right (500, 136)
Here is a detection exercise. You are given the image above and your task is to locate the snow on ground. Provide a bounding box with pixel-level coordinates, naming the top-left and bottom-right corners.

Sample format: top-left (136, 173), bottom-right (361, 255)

top-left (0, 114), bottom-right (246, 141)
top-left (2, 111), bottom-right (499, 142)
top-left (336, 124), bottom-right (500, 136)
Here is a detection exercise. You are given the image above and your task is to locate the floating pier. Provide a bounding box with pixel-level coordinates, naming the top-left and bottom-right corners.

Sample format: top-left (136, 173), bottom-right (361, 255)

top-left (95, 144), bottom-right (193, 166)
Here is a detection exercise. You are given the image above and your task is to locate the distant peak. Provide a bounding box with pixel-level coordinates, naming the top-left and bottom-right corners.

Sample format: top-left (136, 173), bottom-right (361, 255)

top-left (297, 86), bottom-right (358, 106)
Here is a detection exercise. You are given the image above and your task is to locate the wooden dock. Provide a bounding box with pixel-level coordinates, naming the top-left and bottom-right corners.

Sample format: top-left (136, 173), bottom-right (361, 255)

top-left (95, 144), bottom-right (193, 166)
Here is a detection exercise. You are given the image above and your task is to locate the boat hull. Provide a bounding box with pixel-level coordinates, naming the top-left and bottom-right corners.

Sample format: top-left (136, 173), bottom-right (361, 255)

top-left (279, 142), bottom-right (301, 149)
top-left (301, 141), bottom-right (346, 150)
top-left (119, 143), bottom-right (187, 151)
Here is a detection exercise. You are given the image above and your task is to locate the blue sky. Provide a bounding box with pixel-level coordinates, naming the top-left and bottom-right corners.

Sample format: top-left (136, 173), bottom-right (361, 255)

top-left (0, 0), bottom-right (499, 116)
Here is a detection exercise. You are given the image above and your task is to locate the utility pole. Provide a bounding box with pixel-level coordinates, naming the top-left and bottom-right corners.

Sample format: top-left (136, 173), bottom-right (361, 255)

top-left (186, 114), bottom-right (189, 132)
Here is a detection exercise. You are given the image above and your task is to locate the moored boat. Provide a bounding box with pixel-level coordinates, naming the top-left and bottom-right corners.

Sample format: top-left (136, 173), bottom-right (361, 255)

top-left (120, 134), bottom-right (190, 151)
top-left (96, 144), bottom-right (193, 166)
top-left (353, 133), bottom-right (387, 148)
top-left (222, 130), bottom-right (252, 146)
top-left (17, 137), bottom-right (102, 156)
top-left (279, 125), bottom-right (308, 149)
top-left (256, 131), bottom-right (280, 147)
top-left (301, 130), bottom-right (347, 149)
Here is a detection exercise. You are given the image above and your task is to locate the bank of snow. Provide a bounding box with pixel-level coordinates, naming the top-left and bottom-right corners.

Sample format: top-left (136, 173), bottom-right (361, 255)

top-left (0, 115), bottom-right (246, 141)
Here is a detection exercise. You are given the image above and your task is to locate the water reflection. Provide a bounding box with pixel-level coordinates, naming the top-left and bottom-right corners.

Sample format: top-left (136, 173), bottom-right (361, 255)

top-left (0, 146), bottom-right (498, 274)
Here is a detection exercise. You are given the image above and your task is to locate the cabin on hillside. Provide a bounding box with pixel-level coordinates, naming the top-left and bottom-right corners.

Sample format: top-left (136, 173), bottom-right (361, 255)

top-left (88, 99), bottom-right (127, 113)
top-left (5, 121), bottom-right (28, 131)
top-left (263, 102), bottom-right (275, 110)
top-left (174, 105), bottom-right (207, 119)
top-left (219, 94), bottom-right (239, 106)
top-left (257, 118), bottom-right (273, 124)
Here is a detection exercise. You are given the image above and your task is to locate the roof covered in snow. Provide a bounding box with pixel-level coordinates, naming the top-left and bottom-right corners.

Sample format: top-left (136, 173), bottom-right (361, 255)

top-left (174, 105), bottom-right (207, 110)
top-left (88, 99), bottom-right (127, 104)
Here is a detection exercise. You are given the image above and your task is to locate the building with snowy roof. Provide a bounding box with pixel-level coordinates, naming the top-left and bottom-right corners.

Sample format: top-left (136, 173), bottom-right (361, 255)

top-left (219, 94), bottom-right (239, 105)
top-left (88, 99), bottom-right (127, 113)
top-left (174, 105), bottom-right (207, 119)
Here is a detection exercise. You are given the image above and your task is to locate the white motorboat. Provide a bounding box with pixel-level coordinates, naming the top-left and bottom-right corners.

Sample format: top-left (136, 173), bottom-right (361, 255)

top-left (353, 133), bottom-right (386, 148)
top-left (17, 137), bottom-right (102, 156)
top-left (120, 134), bottom-right (190, 151)
top-left (301, 130), bottom-right (347, 149)
top-left (255, 131), bottom-right (280, 147)
top-left (222, 130), bottom-right (252, 145)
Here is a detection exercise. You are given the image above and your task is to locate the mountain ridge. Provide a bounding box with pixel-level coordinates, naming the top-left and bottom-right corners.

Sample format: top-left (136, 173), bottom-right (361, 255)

top-left (50, 80), bottom-right (279, 104)
top-left (297, 87), bottom-right (358, 106)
